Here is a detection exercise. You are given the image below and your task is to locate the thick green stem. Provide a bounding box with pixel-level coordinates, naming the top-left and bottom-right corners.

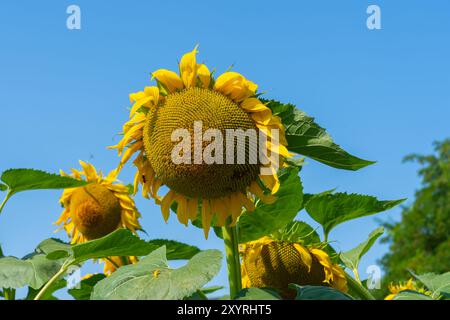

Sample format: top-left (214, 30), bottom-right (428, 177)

top-left (34, 263), bottom-right (69, 300)
top-left (345, 272), bottom-right (376, 300)
top-left (222, 226), bottom-right (242, 299)
top-left (0, 190), bottom-right (13, 215)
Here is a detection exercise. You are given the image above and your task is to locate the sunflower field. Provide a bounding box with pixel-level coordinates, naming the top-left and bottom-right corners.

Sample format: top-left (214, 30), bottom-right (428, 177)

top-left (0, 47), bottom-right (449, 301)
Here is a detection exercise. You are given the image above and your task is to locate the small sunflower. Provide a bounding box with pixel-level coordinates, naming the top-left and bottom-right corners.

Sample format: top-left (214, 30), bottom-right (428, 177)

top-left (56, 160), bottom-right (142, 274)
top-left (240, 236), bottom-right (347, 299)
top-left (111, 46), bottom-right (290, 237)
top-left (384, 278), bottom-right (432, 300)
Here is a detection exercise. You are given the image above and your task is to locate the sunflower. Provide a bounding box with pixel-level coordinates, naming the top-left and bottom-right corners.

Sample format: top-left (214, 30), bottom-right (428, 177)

top-left (56, 160), bottom-right (142, 274)
top-left (111, 46), bottom-right (290, 237)
top-left (240, 236), bottom-right (347, 299)
top-left (384, 278), bottom-right (432, 300)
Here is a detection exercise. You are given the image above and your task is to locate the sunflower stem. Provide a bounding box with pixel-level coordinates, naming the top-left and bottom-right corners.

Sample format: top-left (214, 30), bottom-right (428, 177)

top-left (0, 190), bottom-right (13, 215)
top-left (34, 263), bottom-right (69, 300)
top-left (345, 272), bottom-right (376, 300)
top-left (222, 225), bottom-right (242, 299)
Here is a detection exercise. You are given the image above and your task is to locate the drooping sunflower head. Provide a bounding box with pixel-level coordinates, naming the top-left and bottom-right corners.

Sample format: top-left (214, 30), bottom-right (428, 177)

top-left (240, 236), bottom-right (347, 299)
top-left (112, 46), bottom-right (291, 237)
top-left (384, 278), bottom-right (432, 300)
top-left (56, 161), bottom-right (142, 273)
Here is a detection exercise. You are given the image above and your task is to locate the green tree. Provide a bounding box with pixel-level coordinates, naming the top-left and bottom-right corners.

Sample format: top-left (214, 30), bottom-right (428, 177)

top-left (380, 139), bottom-right (450, 288)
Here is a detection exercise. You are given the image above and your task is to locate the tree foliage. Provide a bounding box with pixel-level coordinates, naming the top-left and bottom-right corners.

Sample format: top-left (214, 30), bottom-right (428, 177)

top-left (380, 139), bottom-right (450, 286)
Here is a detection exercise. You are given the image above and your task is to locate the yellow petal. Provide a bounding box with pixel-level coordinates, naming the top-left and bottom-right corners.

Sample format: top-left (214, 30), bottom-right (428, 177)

top-left (249, 181), bottom-right (276, 204)
top-left (214, 72), bottom-right (257, 102)
top-left (201, 198), bottom-right (212, 239)
top-left (179, 46), bottom-right (199, 88)
top-left (187, 197), bottom-right (199, 221)
top-left (161, 190), bottom-right (176, 222)
top-left (251, 108), bottom-right (273, 125)
top-left (241, 98), bottom-right (270, 113)
top-left (259, 167), bottom-right (280, 194)
top-left (197, 64), bottom-right (211, 89)
top-left (152, 69), bottom-right (184, 93)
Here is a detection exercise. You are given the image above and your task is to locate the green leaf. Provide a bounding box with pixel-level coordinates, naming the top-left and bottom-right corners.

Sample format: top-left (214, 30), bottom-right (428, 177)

top-left (0, 169), bottom-right (88, 214)
top-left (236, 288), bottom-right (281, 300)
top-left (272, 220), bottom-right (321, 245)
top-left (413, 272), bottom-right (450, 299)
top-left (91, 247), bottom-right (223, 300)
top-left (265, 100), bottom-right (375, 171)
top-left (392, 290), bottom-right (434, 300)
top-left (70, 229), bottom-right (156, 265)
top-left (147, 239), bottom-right (200, 260)
top-left (340, 227), bottom-right (384, 273)
top-left (0, 254), bottom-right (64, 289)
top-left (0, 168), bottom-right (88, 194)
top-left (290, 284), bottom-right (353, 300)
top-left (68, 274), bottom-right (106, 300)
top-left (304, 192), bottom-right (405, 238)
top-left (238, 166), bottom-right (303, 243)
top-left (0, 183), bottom-right (7, 192)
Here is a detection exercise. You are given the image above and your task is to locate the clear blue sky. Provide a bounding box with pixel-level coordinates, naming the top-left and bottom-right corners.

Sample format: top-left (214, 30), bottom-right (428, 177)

top-left (0, 1), bottom-right (449, 298)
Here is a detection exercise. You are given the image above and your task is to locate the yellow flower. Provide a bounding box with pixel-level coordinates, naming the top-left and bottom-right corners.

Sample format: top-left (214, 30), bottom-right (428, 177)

top-left (111, 46), bottom-right (291, 238)
top-left (240, 237), bottom-right (347, 299)
top-left (384, 278), bottom-right (432, 300)
top-left (55, 160), bottom-right (142, 274)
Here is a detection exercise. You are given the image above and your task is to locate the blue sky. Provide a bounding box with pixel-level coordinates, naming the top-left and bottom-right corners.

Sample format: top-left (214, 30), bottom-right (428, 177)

top-left (0, 1), bottom-right (449, 298)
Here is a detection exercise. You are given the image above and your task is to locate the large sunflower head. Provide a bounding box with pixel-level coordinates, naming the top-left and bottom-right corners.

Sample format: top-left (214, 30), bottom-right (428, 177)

top-left (111, 46), bottom-right (291, 237)
top-left (240, 236), bottom-right (347, 299)
top-left (56, 161), bottom-right (142, 274)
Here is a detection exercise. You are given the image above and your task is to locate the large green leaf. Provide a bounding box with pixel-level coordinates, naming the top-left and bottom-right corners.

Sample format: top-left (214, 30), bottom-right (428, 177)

top-left (238, 166), bottom-right (303, 243)
top-left (290, 284), bottom-right (353, 300)
top-left (304, 192), bottom-right (405, 238)
top-left (70, 229), bottom-right (157, 265)
top-left (265, 100), bottom-right (374, 171)
top-left (392, 290), bottom-right (434, 300)
top-left (236, 288), bottom-right (281, 300)
top-left (148, 239), bottom-right (200, 260)
top-left (340, 227), bottom-right (384, 273)
top-left (413, 272), bottom-right (450, 299)
top-left (0, 169), bottom-right (88, 214)
top-left (0, 254), bottom-right (64, 289)
top-left (91, 247), bottom-right (222, 300)
top-left (0, 168), bottom-right (87, 194)
top-left (68, 274), bottom-right (106, 300)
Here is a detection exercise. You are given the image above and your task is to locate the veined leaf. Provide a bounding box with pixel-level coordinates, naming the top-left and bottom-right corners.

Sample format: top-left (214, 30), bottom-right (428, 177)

top-left (304, 192), bottom-right (405, 238)
top-left (238, 166), bottom-right (303, 243)
top-left (236, 288), bottom-right (281, 300)
top-left (68, 274), bottom-right (106, 300)
top-left (413, 272), bottom-right (450, 299)
top-left (91, 247), bottom-right (222, 300)
top-left (0, 168), bottom-right (88, 214)
top-left (25, 278), bottom-right (67, 300)
top-left (265, 100), bottom-right (374, 171)
top-left (340, 227), bottom-right (384, 273)
top-left (0, 168), bottom-right (87, 194)
top-left (392, 290), bottom-right (434, 300)
top-left (290, 284), bottom-right (353, 300)
top-left (70, 229), bottom-right (157, 265)
top-left (0, 254), bottom-right (64, 289)
top-left (147, 239), bottom-right (200, 260)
